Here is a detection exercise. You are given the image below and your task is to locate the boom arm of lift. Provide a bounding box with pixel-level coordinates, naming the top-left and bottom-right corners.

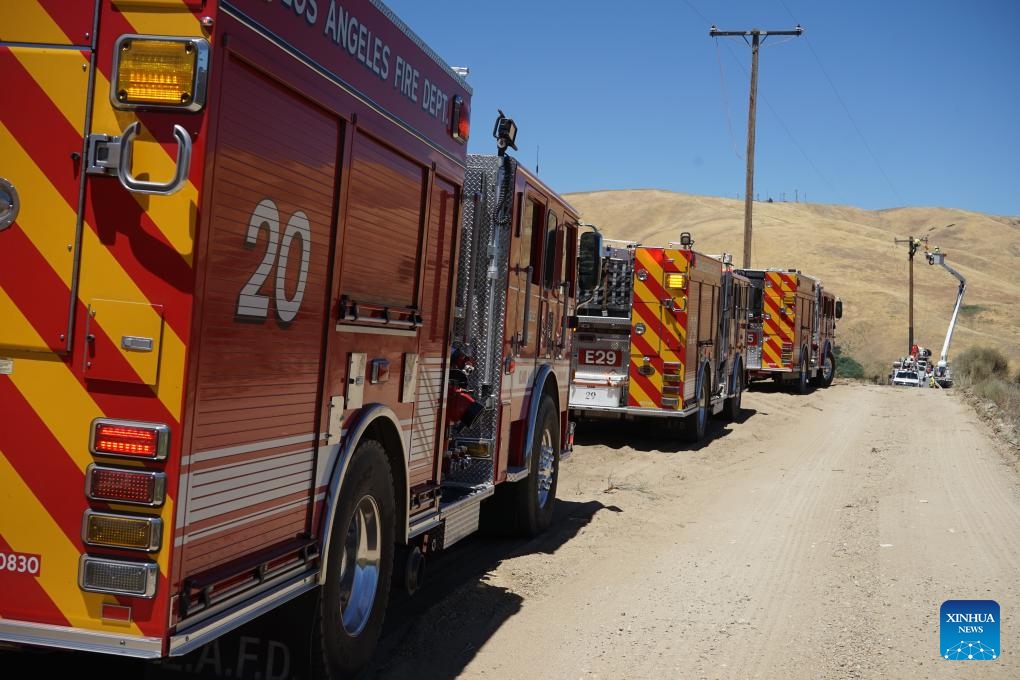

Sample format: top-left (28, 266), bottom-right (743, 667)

top-left (926, 251), bottom-right (966, 367)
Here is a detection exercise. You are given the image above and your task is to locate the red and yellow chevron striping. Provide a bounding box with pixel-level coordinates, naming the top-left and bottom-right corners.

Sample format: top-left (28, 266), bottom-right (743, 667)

top-left (762, 271), bottom-right (797, 369)
top-left (1, 0), bottom-right (203, 644)
top-left (627, 248), bottom-right (690, 409)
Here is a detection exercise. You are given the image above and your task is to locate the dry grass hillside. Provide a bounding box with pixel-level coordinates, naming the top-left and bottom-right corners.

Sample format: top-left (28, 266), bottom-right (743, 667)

top-left (565, 189), bottom-right (1020, 380)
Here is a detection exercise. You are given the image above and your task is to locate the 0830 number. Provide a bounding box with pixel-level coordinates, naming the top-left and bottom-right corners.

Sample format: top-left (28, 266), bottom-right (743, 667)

top-left (0, 551), bottom-right (41, 575)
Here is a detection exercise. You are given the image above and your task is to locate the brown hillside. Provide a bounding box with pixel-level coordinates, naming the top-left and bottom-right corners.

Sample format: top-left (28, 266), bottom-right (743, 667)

top-left (565, 189), bottom-right (1020, 380)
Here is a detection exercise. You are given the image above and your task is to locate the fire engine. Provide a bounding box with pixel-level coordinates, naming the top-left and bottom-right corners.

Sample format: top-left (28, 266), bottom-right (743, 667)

top-left (738, 268), bottom-right (842, 393)
top-left (0, 2), bottom-right (589, 677)
top-left (568, 232), bottom-right (750, 442)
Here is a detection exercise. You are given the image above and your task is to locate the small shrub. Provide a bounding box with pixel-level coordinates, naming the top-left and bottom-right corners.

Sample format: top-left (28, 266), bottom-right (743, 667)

top-left (833, 346), bottom-right (865, 379)
top-left (959, 304), bottom-right (985, 317)
top-left (972, 378), bottom-right (1020, 438)
top-left (954, 346), bottom-right (1010, 384)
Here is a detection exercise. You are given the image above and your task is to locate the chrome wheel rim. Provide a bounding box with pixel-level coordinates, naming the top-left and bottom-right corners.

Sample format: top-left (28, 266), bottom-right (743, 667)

top-left (536, 425), bottom-right (555, 508)
top-left (697, 383), bottom-right (709, 431)
top-left (822, 355), bottom-right (834, 381)
top-left (337, 494), bottom-right (382, 636)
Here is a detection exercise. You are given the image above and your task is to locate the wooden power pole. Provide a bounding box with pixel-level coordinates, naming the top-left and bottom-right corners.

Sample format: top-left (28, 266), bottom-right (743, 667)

top-left (710, 25), bottom-right (803, 269)
top-left (894, 235), bottom-right (927, 354)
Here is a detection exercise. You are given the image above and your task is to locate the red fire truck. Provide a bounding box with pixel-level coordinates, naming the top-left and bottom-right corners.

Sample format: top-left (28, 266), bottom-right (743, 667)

top-left (0, 1), bottom-right (585, 677)
top-left (569, 232), bottom-right (751, 442)
top-left (738, 268), bottom-right (842, 393)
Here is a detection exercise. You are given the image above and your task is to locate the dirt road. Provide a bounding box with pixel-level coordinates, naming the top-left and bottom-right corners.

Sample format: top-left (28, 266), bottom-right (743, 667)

top-left (6, 381), bottom-right (1018, 679)
top-left (366, 381), bottom-right (1020, 680)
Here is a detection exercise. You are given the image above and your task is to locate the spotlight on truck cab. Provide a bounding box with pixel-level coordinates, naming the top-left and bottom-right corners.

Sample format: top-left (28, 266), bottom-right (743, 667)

top-left (493, 109), bottom-right (517, 155)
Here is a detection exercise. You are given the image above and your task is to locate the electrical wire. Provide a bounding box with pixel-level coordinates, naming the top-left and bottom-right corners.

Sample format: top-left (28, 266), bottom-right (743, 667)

top-left (715, 40), bottom-right (744, 161)
top-left (688, 0), bottom-right (841, 206)
top-left (777, 0), bottom-right (904, 206)
top-left (713, 26), bottom-right (843, 204)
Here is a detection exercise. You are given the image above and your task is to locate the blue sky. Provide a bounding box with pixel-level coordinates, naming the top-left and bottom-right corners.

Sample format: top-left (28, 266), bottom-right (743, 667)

top-left (384, 0), bottom-right (1019, 217)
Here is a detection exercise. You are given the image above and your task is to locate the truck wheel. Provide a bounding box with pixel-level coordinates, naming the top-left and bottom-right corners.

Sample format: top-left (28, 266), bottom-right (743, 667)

top-left (684, 373), bottom-right (710, 443)
top-left (797, 354), bottom-right (809, 395)
top-left (818, 350), bottom-right (836, 388)
top-left (515, 395), bottom-right (560, 537)
top-left (312, 440), bottom-right (395, 680)
top-left (723, 363), bottom-right (743, 421)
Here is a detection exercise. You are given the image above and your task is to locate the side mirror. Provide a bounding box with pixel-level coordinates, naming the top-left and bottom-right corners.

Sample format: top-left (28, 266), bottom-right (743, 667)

top-left (835, 299), bottom-right (843, 319)
top-left (577, 230), bottom-right (603, 292)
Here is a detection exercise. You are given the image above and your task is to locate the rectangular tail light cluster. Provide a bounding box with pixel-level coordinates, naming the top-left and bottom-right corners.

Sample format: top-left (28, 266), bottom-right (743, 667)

top-left (81, 418), bottom-right (170, 600)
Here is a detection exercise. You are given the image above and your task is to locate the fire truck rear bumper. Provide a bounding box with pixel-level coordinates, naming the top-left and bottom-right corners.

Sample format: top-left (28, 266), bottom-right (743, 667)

top-left (748, 368), bottom-right (793, 380)
top-left (569, 404), bottom-right (698, 420)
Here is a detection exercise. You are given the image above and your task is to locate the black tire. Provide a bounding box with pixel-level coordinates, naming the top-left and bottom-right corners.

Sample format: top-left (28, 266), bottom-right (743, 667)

top-left (796, 353), bottom-right (810, 395)
top-left (683, 371), bottom-right (711, 443)
top-left (817, 349), bottom-right (836, 388)
top-left (723, 362), bottom-right (743, 421)
top-left (514, 395), bottom-right (560, 537)
top-left (311, 440), bottom-right (395, 680)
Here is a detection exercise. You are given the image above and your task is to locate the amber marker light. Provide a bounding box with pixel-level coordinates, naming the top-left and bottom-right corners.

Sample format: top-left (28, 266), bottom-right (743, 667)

top-left (666, 273), bottom-right (687, 290)
top-left (90, 419), bottom-right (170, 460)
top-left (82, 510), bottom-right (163, 552)
top-left (112, 35), bottom-right (210, 110)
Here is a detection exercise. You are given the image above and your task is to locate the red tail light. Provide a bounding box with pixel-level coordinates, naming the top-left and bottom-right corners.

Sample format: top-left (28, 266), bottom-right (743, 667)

top-left (451, 95), bottom-right (469, 143)
top-left (86, 464), bottom-right (167, 506)
top-left (90, 419), bottom-right (169, 460)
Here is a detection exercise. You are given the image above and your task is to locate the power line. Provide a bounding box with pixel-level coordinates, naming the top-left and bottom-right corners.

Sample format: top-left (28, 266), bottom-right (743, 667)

top-left (714, 36), bottom-right (841, 205)
top-left (686, 0), bottom-right (843, 214)
top-left (776, 0), bottom-right (903, 206)
top-left (710, 24), bottom-right (804, 269)
top-left (714, 40), bottom-right (743, 161)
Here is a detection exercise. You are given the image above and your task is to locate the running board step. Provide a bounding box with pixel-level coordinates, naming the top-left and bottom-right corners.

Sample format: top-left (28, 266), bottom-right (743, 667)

top-left (439, 484), bottom-right (494, 548)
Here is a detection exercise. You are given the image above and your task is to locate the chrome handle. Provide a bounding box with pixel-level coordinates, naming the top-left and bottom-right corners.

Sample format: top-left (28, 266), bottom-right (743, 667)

top-left (117, 122), bottom-right (192, 195)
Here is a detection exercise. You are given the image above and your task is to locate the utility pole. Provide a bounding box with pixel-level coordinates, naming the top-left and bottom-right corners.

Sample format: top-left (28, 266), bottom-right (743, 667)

top-left (893, 235), bottom-right (927, 354)
top-left (710, 25), bottom-right (803, 269)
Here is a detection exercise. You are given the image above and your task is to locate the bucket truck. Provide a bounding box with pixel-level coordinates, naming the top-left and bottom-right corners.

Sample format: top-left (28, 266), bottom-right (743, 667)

top-left (925, 248), bottom-right (966, 388)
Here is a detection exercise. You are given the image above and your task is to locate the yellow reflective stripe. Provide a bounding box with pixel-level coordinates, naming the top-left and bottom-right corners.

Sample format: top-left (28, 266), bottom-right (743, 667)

top-left (631, 249), bottom-right (661, 303)
top-left (0, 121), bottom-right (77, 286)
top-left (10, 48), bottom-right (90, 131)
top-left (628, 378), bottom-right (654, 407)
top-left (12, 43), bottom-right (197, 266)
top-left (105, 0), bottom-right (203, 262)
top-left (1, 0), bottom-right (70, 44)
top-left (0, 291), bottom-right (101, 470)
top-left (2, 293), bottom-right (175, 579)
top-left (79, 226), bottom-right (186, 418)
top-left (0, 450), bottom-right (144, 636)
top-left (113, 0), bottom-right (203, 37)
top-left (0, 125), bottom-right (184, 418)
top-left (90, 73), bottom-right (197, 265)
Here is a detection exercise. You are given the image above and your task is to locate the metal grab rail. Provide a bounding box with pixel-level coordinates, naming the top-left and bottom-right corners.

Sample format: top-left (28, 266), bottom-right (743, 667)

top-left (117, 122), bottom-right (192, 196)
top-left (338, 296), bottom-right (423, 329)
